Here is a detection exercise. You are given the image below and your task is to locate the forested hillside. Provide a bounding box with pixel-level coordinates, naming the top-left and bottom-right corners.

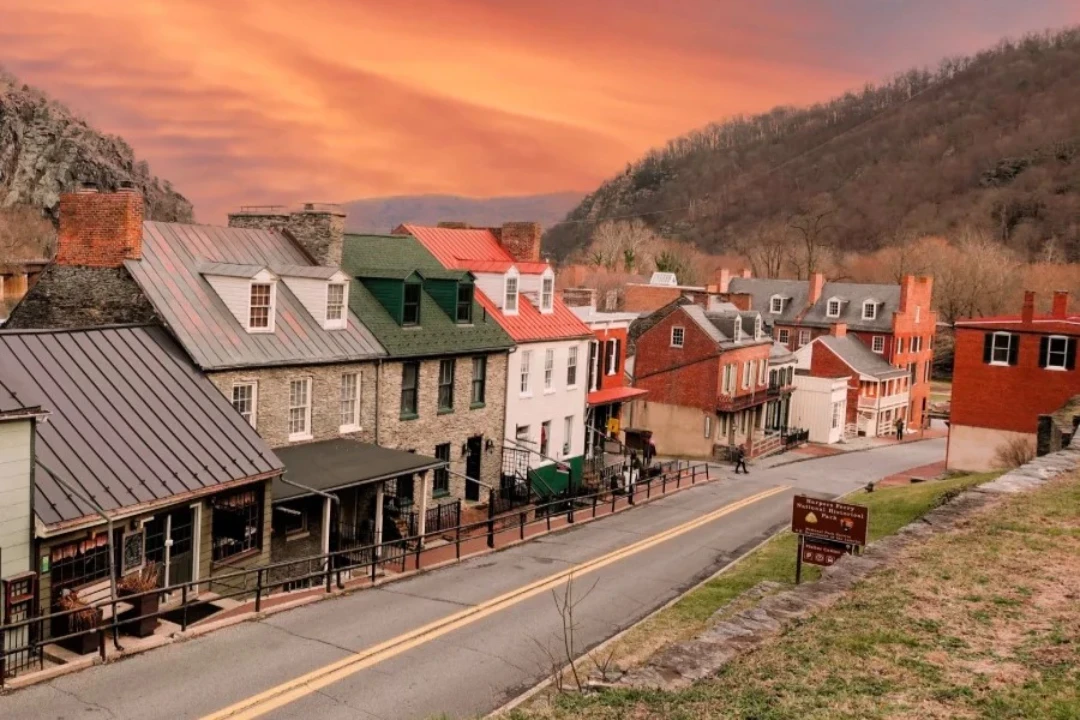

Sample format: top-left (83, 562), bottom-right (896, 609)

top-left (546, 28), bottom-right (1080, 264)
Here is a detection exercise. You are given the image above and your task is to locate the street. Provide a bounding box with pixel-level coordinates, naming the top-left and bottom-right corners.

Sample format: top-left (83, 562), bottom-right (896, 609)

top-left (0, 440), bottom-right (945, 720)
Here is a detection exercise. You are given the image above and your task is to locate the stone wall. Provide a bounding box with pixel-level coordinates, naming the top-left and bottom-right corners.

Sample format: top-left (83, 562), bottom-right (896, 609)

top-left (5, 264), bottom-right (157, 329)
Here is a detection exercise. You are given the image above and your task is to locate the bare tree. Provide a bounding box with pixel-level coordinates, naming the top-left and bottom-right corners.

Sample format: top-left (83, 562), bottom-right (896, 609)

top-left (735, 220), bottom-right (788, 278)
top-left (0, 205), bottom-right (56, 267)
top-left (787, 194), bottom-right (838, 278)
top-left (587, 219), bottom-right (658, 272)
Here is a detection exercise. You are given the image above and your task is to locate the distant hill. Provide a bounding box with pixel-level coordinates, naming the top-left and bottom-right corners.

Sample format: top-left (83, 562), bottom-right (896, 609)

top-left (546, 27), bottom-right (1080, 263)
top-left (342, 192), bottom-right (584, 233)
top-left (0, 67), bottom-right (192, 223)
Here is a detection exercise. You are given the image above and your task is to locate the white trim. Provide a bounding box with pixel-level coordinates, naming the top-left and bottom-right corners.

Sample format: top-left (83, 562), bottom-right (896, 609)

top-left (519, 348), bottom-right (532, 396)
top-left (539, 269), bottom-right (555, 314)
top-left (288, 376), bottom-right (313, 441)
top-left (504, 267), bottom-right (520, 316)
top-left (231, 381), bottom-right (258, 429)
top-left (190, 501), bottom-right (202, 596)
top-left (797, 329), bottom-right (811, 348)
top-left (670, 326), bottom-right (685, 348)
top-left (543, 348), bottom-right (555, 392)
top-left (825, 297), bottom-right (842, 318)
top-left (338, 371), bottom-right (362, 432)
top-left (777, 328), bottom-right (790, 344)
top-left (861, 300), bottom-right (878, 321)
top-left (989, 331), bottom-right (1015, 366)
top-left (605, 338), bottom-right (618, 376)
top-left (871, 335), bottom-right (884, 353)
top-left (1045, 334), bottom-right (1070, 370)
top-left (566, 345), bottom-right (579, 389)
top-left (324, 281), bottom-right (348, 330)
top-left (247, 279), bottom-right (277, 333)
top-left (769, 295), bottom-right (784, 314)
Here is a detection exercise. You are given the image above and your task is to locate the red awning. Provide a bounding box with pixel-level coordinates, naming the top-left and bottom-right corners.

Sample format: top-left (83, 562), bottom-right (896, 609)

top-left (587, 386), bottom-right (648, 407)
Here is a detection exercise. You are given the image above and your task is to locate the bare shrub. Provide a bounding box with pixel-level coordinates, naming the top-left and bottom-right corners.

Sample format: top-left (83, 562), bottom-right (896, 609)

top-left (994, 436), bottom-right (1036, 469)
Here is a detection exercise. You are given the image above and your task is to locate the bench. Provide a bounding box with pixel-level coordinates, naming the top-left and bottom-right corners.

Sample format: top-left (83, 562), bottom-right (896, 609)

top-left (67, 579), bottom-right (132, 621)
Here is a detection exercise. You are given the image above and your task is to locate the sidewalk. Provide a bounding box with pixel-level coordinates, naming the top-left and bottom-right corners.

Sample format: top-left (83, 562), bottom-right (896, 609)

top-left (749, 422), bottom-right (949, 471)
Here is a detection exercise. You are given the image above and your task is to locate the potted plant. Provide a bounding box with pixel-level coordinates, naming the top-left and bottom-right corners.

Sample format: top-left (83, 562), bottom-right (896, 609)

top-left (56, 590), bottom-right (102, 655)
top-left (118, 563), bottom-right (161, 637)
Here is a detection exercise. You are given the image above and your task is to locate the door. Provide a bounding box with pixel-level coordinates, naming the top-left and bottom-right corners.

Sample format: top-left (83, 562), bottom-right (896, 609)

top-left (465, 435), bottom-right (483, 501)
top-left (144, 508), bottom-right (195, 589)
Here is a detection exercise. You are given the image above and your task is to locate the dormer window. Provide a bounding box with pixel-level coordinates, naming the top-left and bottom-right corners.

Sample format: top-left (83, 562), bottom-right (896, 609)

top-left (734, 317), bottom-right (743, 341)
top-left (826, 297), bottom-right (841, 318)
top-left (862, 300), bottom-right (878, 321)
top-left (540, 273), bottom-right (554, 313)
top-left (249, 282), bottom-right (275, 332)
top-left (754, 316), bottom-right (762, 339)
top-left (504, 270), bottom-right (520, 315)
top-left (403, 282), bottom-right (421, 326)
top-left (457, 283), bottom-right (474, 323)
top-left (769, 295), bottom-right (784, 314)
top-left (325, 282), bottom-right (348, 330)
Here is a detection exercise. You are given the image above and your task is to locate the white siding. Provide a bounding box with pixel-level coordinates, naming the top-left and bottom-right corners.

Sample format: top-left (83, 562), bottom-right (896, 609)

top-left (790, 375), bottom-right (847, 444)
top-left (0, 420), bottom-right (33, 586)
top-left (280, 271), bottom-right (349, 328)
top-left (474, 272), bottom-right (508, 310)
top-left (205, 268), bottom-right (277, 330)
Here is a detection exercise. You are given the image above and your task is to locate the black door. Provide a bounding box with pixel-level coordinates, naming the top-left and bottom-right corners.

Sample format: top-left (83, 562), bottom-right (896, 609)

top-left (144, 508), bottom-right (195, 588)
top-left (465, 436), bottom-right (483, 501)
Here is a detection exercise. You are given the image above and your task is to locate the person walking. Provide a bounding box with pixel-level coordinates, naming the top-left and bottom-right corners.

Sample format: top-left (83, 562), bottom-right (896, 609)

top-left (733, 444), bottom-right (749, 474)
top-left (895, 417), bottom-right (905, 442)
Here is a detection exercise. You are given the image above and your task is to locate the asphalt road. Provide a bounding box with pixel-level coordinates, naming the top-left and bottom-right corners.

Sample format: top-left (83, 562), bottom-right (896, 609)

top-left (0, 439), bottom-right (945, 720)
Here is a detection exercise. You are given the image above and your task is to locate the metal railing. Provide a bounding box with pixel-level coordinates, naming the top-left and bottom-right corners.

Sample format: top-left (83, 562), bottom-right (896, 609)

top-left (406, 500), bottom-right (462, 538)
top-left (0, 462), bottom-right (711, 684)
top-left (716, 385), bottom-right (781, 412)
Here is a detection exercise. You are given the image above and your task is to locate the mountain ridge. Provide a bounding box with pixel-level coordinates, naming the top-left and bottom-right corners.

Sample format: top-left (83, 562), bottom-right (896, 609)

top-left (342, 191), bottom-right (583, 233)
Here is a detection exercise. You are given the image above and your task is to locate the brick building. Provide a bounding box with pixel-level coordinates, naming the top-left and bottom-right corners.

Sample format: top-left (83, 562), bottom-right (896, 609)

top-left (948, 290), bottom-right (1080, 471)
top-left (727, 272), bottom-right (936, 428)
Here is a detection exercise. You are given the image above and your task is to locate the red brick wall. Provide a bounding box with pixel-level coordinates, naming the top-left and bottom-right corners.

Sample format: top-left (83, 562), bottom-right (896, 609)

top-left (56, 190), bottom-right (144, 268)
top-left (624, 285), bottom-right (684, 313)
top-left (889, 276), bottom-right (937, 427)
top-left (593, 326), bottom-right (629, 391)
top-left (773, 324), bottom-right (830, 352)
top-left (808, 343), bottom-right (859, 425)
top-left (634, 308), bottom-right (719, 412)
top-left (952, 327), bottom-right (1080, 434)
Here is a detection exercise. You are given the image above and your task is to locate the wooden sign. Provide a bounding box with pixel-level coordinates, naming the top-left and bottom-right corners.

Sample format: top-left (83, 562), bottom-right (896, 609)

top-left (791, 495), bottom-right (869, 546)
top-left (800, 538), bottom-right (849, 567)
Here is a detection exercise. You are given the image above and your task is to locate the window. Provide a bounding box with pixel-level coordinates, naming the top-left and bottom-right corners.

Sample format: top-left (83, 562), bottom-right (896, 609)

top-left (339, 372), bottom-right (360, 431)
top-left (540, 421), bottom-right (550, 456)
top-left (912, 336), bottom-right (922, 353)
top-left (831, 402), bottom-right (841, 429)
top-left (778, 328), bottom-right (790, 344)
top-left (540, 275), bottom-right (554, 312)
top-left (1041, 335), bottom-right (1075, 371)
top-left (862, 301), bottom-right (877, 321)
top-left (396, 475), bottom-right (414, 508)
top-left (984, 332), bottom-right (1018, 366)
top-left (456, 284), bottom-right (474, 323)
top-left (563, 416), bottom-right (573, 455)
top-left (605, 339), bottom-right (619, 375)
top-left (704, 415), bottom-right (712, 438)
top-left (742, 361), bottom-right (751, 389)
top-left (718, 414), bottom-right (728, 438)
top-left (273, 504), bottom-right (307, 539)
top-left (232, 383), bottom-right (257, 428)
top-left (722, 364), bottom-right (735, 394)
top-left (798, 329), bottom-right (810, 348)
top-left (471, 356), bottom-right (487, 405)
top-left (504, 273), bottom-right (519, 314)
top-left (567, 346), bottom-right (579, 387)
top-left (753, 316), bottom-right (762, 339)
top-left (770, 295), bottom-right (783, 314)
top-left (249, 283), bottom-right (273, 330)
top-left (211, 489), bottom-right (262, 562)
top-left (544, 349), bottom-right (555, 390)
top-left (759, 359), bottom-right (767, 385)
top-left (438, 359), bottom-right (455, 411)
top-left (288, 378), bottom-right (312, 440)
top-left (896, 338), bottom-right (904, 354)
top-left (872, 336), bottom-right (884, 353)
top-left (400, 362), bottom-right (419, 417)
top-left (826, 298), bottom-right (841, 318)
top-left (734, 317), bottom-right (743, 341)
top-left (516, 425), bottom-right (530, 443)
top-left (671, 326), bottom-right (685, 348)
top-left (403, 283), bottom-right (421, 325)
top-left (326, 283), bottom-right (346, 327)
top-left (433, 443), bottom-right (451, 496)
top-left (520, 350), bottom-right (532, 394)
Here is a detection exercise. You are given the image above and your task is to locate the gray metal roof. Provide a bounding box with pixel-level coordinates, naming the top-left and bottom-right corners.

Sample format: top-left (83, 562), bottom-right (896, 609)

top-left (682, 305), bottom-right (727, 343)
top-left (197, 262), bottom-right (266, 279)
top-left (0, 326), bottom-right (283, 528)
top-left (816, 335), bottom-right (908, 380)
top-left (729, 278), bottom-right (899, 332)
top-left (273, 439), bottom-right (444, 502)
top-left (127, 222), bottom-right (385, 370)
top-left (271, 264), bottom-right (343, 279)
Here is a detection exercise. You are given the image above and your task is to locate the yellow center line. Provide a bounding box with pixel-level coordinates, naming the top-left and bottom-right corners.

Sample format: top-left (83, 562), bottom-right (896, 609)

top-left (201, 484), bottom-right (791, 720)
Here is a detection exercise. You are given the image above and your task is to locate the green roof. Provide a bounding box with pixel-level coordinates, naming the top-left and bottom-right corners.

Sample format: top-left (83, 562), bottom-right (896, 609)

top-left (342, 234), bottom-right (515, 358)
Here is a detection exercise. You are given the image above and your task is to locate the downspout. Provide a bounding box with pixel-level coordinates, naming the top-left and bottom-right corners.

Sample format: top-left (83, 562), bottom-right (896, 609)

top-left (374, 358), bottom-right (383, 447)
top-left (278, 478), bottom-right (338, 561)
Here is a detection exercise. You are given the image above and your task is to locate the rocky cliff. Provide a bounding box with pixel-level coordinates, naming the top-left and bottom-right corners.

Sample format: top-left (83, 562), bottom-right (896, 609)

top-left (0, 68), bottom-right (192, 223)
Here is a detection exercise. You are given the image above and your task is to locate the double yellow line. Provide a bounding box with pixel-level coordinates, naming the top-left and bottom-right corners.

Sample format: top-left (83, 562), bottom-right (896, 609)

top-left (202, 484), bottom-right (790, 719)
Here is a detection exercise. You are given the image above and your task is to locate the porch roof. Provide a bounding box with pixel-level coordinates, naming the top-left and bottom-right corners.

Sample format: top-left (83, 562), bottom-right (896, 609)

top-left (587, 386), bottom-right (648, 407)
top-left (273, 439), bottom-right (444, 501)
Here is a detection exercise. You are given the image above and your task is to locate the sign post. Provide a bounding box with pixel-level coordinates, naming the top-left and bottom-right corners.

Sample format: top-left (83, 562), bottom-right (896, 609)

top-left (791, 495), bottom-right (869, 583)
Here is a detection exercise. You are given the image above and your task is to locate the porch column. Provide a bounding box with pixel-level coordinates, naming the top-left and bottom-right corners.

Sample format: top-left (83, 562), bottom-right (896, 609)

top-left (374, 481), bottom-right (385, 559)
top-left (321, 496), bottom-right (332, 556)
top-left (416, 471), bottom-right (430, 548)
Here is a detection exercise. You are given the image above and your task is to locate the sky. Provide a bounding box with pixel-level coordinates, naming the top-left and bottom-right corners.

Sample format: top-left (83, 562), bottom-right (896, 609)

top-left (2, 0), bottom-right (1078, 223)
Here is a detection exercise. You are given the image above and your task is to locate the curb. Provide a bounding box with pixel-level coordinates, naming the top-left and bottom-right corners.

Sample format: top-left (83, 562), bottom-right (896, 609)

top-left (762, 434), bottom-right (943, 470)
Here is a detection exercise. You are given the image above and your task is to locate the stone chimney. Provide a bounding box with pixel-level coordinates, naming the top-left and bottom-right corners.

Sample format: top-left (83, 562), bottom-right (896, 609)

top-left (228, 203), bottom-right (346, 267)
top-left (808, 272), bottom-right (825, 306)
top-left (1022, 291), bottom-right (1036, 324)
top-left (561, 288), bottom-right (596, 308)
top-left (55, 184), bottom-right (145, 268)
top-left (830, 323), bottom-right (847, 338)
top-left (499, 222), bottom-right (542, 263)
top-left (1052, 291), bottom-right (1069, 319)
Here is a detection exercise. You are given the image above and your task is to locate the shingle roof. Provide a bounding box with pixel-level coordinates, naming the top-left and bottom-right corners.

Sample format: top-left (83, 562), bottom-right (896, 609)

top-left (341, 234), bottom-right (514, 358)
top-left (680, 306), bottom-right (770, 350)
top-left (0, 326), bottom-right (283, 528)
top-left (126, 222), bottom-right (384, 370)
top-left (729, 278), bottom-right (899, 332)
top-left (816, 335), bottom-right (908, 380)
top-left (273, 439), bottom-right (444, 501)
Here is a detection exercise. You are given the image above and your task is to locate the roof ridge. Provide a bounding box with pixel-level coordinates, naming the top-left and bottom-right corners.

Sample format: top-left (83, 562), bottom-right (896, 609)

top-left (0, 323), bottom-right (156, 336)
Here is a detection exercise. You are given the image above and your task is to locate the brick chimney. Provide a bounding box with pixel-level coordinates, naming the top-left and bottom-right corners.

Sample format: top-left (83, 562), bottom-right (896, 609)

top-left (499, 222), bottom-right (542, 263)
top-left (229, 203), bottom-right (346, 267)
top-left (898, 275), bottom-right (916, 312)
top-left (830, 323), bottom-right (847, 338)
top-left (55, 184), bottom-right (144, 268)
top-left (561, 288), bottom-right (596, 308)
top-left (740, 268), bottom-right (751, 279)
top-left (717, 268), bottom-right (731, 293)
top-left (1022, 291), bottom-right (1036, 324)
top-left (1052, 291), bottom-right (1069, 318)
top-left (808, 272), bottom-right (825, 305)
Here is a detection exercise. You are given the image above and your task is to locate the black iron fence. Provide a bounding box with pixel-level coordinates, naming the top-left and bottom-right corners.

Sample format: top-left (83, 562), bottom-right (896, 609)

top-left (0, 461), bottom-right (711, 685)
top-left (405, 500), bottom-right (461, 538)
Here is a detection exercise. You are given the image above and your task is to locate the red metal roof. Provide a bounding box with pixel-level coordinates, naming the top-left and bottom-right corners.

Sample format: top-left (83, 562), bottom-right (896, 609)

top-left (587, 386), bottom-right (648, 407)
top-left (403, 224), bottom-right (549, 274)
top-left (955, 316), bottom-right (1080, 335)
top-left (475, 291), bottom-right (592, 343)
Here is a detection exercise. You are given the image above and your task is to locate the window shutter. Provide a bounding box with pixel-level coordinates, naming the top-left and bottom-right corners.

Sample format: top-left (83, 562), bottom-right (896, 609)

top-left (1008, 335), bottom-right (1019, 366)
top-left (613, 338), bottom-right (622, 373)
top-left (1068, 338), bottom-right (1077, 371)
top-left (982, 333), bottom-right (993, 364)
top-left (1038, 336), bottom-right (1049, 368)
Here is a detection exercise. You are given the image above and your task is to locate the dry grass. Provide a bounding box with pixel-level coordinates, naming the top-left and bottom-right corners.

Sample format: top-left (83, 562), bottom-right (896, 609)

top-left (512, 473), bottom-right (1080, 720)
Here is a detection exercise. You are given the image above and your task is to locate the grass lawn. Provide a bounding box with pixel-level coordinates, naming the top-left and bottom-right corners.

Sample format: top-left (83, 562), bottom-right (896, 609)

top-left (511, 471), bottom-right (1080, 720)
top-left (930, 379), bottom-right (953, 404)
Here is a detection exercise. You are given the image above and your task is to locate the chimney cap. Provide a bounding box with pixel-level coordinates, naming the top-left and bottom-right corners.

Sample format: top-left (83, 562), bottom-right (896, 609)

top-left (300, 202), bottom-right (346, 216)
top-left (76, 182), bottom-right (99, 194)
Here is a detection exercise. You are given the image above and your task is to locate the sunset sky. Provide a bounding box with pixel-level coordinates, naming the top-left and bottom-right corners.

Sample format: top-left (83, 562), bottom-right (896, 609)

top-left (3, 0), bottom-right (1078, 222)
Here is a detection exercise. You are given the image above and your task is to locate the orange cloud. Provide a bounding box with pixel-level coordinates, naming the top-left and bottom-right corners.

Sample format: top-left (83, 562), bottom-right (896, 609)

top-left (1, 0), bottom-right (1075, 222)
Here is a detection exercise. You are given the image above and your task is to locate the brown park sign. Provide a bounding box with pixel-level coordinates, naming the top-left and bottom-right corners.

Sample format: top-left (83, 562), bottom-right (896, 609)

top-left (791, 495), bottom-right (869, 546)
top-left (800, 538), bottom-right (850, 567)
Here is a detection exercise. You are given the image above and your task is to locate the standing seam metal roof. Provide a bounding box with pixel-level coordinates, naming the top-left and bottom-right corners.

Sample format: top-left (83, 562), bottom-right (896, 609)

top-left (0, 326), bottom-right (283, 527)
top-left (729, 278), bottom-right (900, 332)
top-left (816, 335), bottom-right (909, 380)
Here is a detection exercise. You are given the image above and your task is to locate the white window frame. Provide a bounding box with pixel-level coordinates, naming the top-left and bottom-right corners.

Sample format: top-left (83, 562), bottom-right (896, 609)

top-left (288, 377), bottom-right (313, 441)
top-left (778, 328), bottom-right (790, 344)
top-left (520, 349), bottom-right (532, 395)
top-left (540, 271), bottom-right (555, 313)
top-left (703, 414), bottom-right (712, 438)
top-left (231, 382), bottom-right (258, 429)
top-left (831, 401), bottom-right (841, 429)
top-left (671, 326), bottom-right (685, 348)
top-left (896, 338), bottom-right (904, 354)
top-left (1046, 335), bottom-right (1070, 370)
top-left (734, 317), bottom-right (743, 342)
top-left (753, 316), bottom-right (762, 339)
top-left (912, 336), bottom-right (922, 353)
top-left (742, 361), bottom-right (751, 389)
top-left (862, 300), bottom-right (877, 321)
top-left (562, 415), bottom-right (573, 456)
top-left (248, 281), bottom-right (276, 333)
top-left (758, 358), bottom-right (767, 386)
top-left (990, 332), bottom-right (1014, 366)
top-left (769, 295), bottom-right (783, 314)
top-left (872, 335), bottom-right (884, 353)
top-left (567, 346), bottom-right (579, 388)
top-left (798, 329), bottom-right (810, 348)
top-left (605, 339), bottom-right (618, 376)
top-left (826, 297), bottom-right (841, 318)
top-left (504, 269), bottom-right (520, 315)
top-left (544, 349), bottom-right (555, 392)
top-left (339, 372), bottom-right (361, 432)
top-left (324, 282), bottom-right (348, 330)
